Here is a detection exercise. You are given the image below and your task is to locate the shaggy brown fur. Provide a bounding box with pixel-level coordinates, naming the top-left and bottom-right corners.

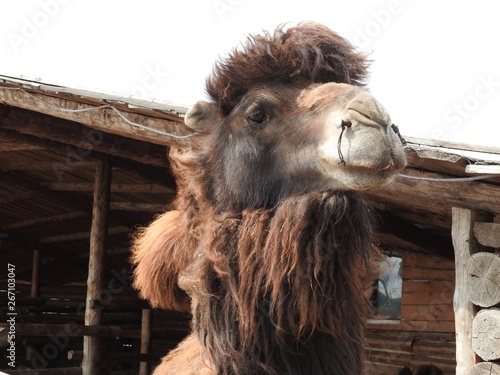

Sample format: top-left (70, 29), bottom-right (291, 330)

top-left (206, 23), bottom-right (369, 115)
top-left (132, 22), bottom-right (405, 375)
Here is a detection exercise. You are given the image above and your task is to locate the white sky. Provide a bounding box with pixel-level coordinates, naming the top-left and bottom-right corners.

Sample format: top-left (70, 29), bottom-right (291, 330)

top-left (1, 0), bottom-right (499, 148)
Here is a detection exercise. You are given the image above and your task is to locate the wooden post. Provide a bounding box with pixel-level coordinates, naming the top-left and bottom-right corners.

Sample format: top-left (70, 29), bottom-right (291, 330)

top-left (26, 249), bottom-right (41, 361)
top-left (452, 207), bottom-right (477, 375)
top-left (30, 249), bottom-right (40, 298)
top-left (139, 309), bottom-right (152, 375)
top-left (82, 161), bottom-right (111, 375)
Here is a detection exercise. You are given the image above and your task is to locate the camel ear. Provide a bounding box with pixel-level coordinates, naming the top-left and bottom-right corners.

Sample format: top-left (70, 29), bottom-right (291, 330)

top-left (184, 101), bottom-right (220, 133)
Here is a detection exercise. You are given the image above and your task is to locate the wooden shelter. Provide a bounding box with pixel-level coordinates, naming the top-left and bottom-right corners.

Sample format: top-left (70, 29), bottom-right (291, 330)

top-left (0, 75), bottom-right (499, 375)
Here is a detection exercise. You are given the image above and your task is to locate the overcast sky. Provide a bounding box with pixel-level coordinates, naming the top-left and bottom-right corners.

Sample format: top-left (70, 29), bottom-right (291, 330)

top-left (1, 1), bottom-right (499, 148)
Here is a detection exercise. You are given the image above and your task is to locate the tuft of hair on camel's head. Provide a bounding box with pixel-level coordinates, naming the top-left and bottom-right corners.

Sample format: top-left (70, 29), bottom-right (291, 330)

top-left (132, 22), bottom-right (407, 375)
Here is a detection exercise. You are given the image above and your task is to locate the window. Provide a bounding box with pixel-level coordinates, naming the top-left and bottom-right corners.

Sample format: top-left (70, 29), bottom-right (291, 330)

top-left (371, 255), bottom-right (402, 320)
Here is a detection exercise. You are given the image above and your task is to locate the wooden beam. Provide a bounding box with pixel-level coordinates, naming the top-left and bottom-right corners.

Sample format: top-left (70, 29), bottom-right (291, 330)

top-left (0, 88), bottom-right (187, 145)
top-left (377, 210), bottom-right (454, 259)
top-left (83, 161), bottom-right (111, 375)
top-left (42, 182), bottom-right (174, 194)
top-left (0, 190), bottom-right (45, 205)
top-left (0, 127), bottom-right (173, 186)
top-left (0, 211), bottom-right (88, 231)
top-left (110, 202), bottom-right (173, 212)
top-left (26, 249), bottom-right (41, 361)
top-left (30, 249), bottom-right (40, 298)
top-left (0, 139), bottom-right (44, 152)
top-left (406, 136), bottom-right (500, 157)
top-left (0, 160), bottom-right (96, 171)
top-left (369, 168), bottom-right (500, 218)
top-left (452, 207), bottom-right (477, 374)
top-left (39, 226), bottom-right (129, 244)
top-left (1, 106), bottom-right (169, 167)
top-left (0, 323), bottom-right (139, 338)
top-left (465, 164), bottom-right (500, 174)
top-left (139, 309), bottom-right (152, 375)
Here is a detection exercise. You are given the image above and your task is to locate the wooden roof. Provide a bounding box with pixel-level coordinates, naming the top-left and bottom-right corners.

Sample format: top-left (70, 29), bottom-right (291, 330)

top-left (0, 75), bottom-right (184, 286)
top-left (1, 75), bottom-right (499, 288)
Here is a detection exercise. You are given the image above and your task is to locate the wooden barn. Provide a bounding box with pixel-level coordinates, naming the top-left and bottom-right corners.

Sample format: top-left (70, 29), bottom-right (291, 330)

top-left (0, 75), bottom-right (499, 375)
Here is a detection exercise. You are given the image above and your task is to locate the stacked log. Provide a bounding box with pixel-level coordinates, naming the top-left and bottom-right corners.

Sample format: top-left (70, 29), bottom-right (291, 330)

top-left (467, 221), bottom-right (500, 373)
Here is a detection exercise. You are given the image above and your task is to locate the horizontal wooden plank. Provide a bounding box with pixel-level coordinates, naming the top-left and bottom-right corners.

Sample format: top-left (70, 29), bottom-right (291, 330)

top-left (366, 349), bottom-right (456, 374)
top-left (0, 86), bottom-right (188, 146)
top-left (367, 319), bottom-right (456, 333)
top-left (39, 226), bottom-right (130, 244)
top-left (365, 335), bottom-right (413, 353)
top-left (365, 361), bottom-right (403, 375)
top-left (41, 182), bottom-right (174, 194)
top-left (402, 281), bottom-right (455, 305)
top-left (110, 202), bottom-right (173, 212)
top-left (0, 211), bottom-right (87, 230)
top-left (403, 252), bottom-right (455, 271)
top-left (412, 338), bottom-right (455, 357)
top-left (368, 168), bottom-right (500, 221)
top-left (465, 164), bottom-right (500, 174)
top-left (402, 267), bottom-right (455, 281)
top-left (401, 304), bottom-right (454, 321)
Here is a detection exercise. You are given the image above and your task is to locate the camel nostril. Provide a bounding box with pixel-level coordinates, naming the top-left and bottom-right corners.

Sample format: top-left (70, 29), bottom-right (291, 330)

top-left (347, 92), bottom-right (391, 127)
top-left (335, 118), bottom-right (352, 129)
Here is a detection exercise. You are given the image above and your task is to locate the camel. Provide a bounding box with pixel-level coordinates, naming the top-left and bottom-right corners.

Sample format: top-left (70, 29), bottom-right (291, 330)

top-left (131, 23), bottom-right (406, 375)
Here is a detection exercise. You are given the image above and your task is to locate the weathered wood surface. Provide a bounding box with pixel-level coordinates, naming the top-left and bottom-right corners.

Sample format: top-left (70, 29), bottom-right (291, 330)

top-left (369, 168), bottom-right (500, 223)
top-left (39, 225), bottom-right (129, 244)
top-left (0, 211), bottom-right (87, 231)
top-left (42, 182), bottom-right (173, 194)
top-left (470, 361), bottom-right (500, 375)
top-left (452, 207), bottom-right (477, 374)
top-left (83, 161), bottom-right (111, 375)
top-left (0, 106), bottom-right (170, 167)
top-left (0, 87), bottom-right (188, 146)
top-left (139, 309), bottom-right (152, 375)
top-left (474, 222), bottom-right (500, 248)
top-left (365, 330), bottom-right (456, 373)
top-left (466, 164), bottom-right (500, 174)
top-left (468, 252), bottom-right (500, 307)
top-left (472, 308), bottom-right (500, 361)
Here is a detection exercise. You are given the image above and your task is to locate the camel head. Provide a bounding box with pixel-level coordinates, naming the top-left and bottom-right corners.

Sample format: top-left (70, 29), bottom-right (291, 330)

top-left (175, 23), bottom-right (406, 212)
top-left (186, 84), bottom-right (404, 187)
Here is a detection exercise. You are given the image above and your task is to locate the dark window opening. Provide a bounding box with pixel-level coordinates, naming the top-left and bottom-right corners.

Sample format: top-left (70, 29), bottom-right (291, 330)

top-left (371, 255), bottom-right (402, 320)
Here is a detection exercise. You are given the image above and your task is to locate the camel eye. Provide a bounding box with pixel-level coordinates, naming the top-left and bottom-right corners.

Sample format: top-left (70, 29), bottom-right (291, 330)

top-left (247, 110), bottom-right (269, 126)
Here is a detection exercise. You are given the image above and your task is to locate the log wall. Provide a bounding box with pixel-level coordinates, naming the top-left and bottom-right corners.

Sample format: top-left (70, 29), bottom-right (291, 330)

top-left (365, 251), bottom-right (456, 375)
top-left (464, 217), bottom-right (500, 373)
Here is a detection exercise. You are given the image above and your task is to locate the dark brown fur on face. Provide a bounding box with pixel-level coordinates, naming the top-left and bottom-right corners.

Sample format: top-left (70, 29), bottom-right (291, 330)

top-left (132, 22), bottom-right (404, 375)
